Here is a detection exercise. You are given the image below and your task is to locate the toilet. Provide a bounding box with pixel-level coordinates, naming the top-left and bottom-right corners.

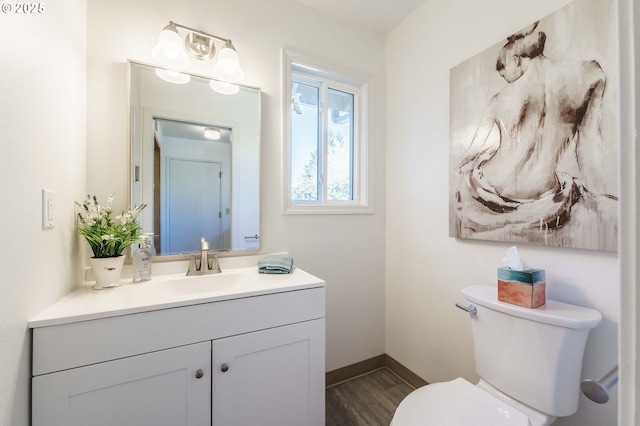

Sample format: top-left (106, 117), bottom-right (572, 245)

top-left (391, 285), bottom-right (602, 426)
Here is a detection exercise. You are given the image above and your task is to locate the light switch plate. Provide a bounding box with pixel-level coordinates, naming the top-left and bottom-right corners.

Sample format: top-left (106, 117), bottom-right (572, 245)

top-left (42, 188), bottom-right (55, 229)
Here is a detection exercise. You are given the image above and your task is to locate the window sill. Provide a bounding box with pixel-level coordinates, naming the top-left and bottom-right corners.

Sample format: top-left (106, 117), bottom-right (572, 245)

top-left (283, 204), bottom-right (374, 215)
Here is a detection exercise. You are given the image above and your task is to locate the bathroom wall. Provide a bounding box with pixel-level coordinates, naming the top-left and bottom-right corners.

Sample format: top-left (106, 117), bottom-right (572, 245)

top-left (86, 0), bottom-right (387, 372)
top-left (0, 2), bottom-right (87, 425)
top-left (385, 1), bottom-right (621, 426)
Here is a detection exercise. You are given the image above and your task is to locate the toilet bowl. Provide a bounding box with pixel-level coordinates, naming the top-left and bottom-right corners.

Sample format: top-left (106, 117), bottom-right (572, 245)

top-left (391, 285), bottom-right (602, 426)
top-left (391, 378), bottom-right (555, 426)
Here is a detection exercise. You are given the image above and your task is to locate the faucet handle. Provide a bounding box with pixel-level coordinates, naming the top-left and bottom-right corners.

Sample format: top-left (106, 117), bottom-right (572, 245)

top-left (188, 255), bottom-right (198, 274)
top-left (200, 237), bottom-right (209, 251)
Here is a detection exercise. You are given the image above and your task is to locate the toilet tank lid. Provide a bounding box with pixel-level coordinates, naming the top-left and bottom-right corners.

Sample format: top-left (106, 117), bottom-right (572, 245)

top-left (462, 285), bottom-right (602, 329)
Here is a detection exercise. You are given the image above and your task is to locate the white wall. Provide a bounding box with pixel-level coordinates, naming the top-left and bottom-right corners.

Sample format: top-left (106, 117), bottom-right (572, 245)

top-left (86, 0), bottom-right (387, 372)
top-left (0, 2), bottom-right (87, 425)
top-left (385, 1), bottom-right (620, 426)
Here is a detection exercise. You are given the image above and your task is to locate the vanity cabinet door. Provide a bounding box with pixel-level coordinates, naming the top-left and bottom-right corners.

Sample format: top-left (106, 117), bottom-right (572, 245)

top-left (212, 319), bottom-right (325, 426)
top-left (32, 341), bottom-right (211, 426)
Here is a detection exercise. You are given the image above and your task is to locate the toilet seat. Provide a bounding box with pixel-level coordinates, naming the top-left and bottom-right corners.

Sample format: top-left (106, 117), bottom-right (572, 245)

top-left (391, 378), bottom-right (531, 426)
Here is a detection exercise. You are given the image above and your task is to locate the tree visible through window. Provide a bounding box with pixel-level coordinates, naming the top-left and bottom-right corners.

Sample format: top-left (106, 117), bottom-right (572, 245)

top-left (292, 128), bottom-right (351, 201)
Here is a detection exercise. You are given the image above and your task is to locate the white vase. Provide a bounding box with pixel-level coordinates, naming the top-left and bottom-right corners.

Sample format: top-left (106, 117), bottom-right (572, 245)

top-left (90, 255), bottom-right (125, 290)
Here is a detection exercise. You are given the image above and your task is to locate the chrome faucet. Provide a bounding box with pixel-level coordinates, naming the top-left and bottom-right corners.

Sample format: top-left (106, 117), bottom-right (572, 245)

top-left (199, 237), bottom-right (209, 270)
top-left (187, 237), bottom-right (220, 276)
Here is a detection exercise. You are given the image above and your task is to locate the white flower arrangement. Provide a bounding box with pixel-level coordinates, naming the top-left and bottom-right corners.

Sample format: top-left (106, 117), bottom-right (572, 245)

top-left (76, 193), bottom-right (147, 258)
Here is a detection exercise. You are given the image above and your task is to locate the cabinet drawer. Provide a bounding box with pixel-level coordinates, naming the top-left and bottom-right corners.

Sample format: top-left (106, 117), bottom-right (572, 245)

top-left (33, 287), bottom-right (325, 376)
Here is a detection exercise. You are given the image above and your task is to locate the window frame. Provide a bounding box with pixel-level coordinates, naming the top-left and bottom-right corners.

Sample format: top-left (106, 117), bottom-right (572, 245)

top-left (282, 49), bottom-right (372, 215)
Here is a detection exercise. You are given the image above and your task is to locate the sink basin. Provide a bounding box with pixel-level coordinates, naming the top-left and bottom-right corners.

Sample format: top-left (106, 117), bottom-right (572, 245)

top-left (155, 272), bottom-right (257, 295)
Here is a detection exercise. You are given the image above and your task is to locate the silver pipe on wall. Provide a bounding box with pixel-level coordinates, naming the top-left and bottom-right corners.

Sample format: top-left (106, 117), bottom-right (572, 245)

top-left (581, 366), bottom-right (618, 404)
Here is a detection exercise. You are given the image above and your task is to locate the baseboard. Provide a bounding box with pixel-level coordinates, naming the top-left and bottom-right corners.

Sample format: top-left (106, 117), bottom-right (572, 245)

top-left (325, 354), bottom-right (429, 389)
top-left (325, 354), bottom-right (387, 387)
top-left (384, 354), bottom-right (429, 389)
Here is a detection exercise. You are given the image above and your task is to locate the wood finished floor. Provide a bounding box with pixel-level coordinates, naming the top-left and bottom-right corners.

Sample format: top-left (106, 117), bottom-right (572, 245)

top-left (326, 368), bottom-right (414, 426)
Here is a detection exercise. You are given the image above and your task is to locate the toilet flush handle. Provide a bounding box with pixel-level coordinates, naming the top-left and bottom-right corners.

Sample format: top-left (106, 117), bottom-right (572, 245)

top-left (455, 303), bottom-right (477, 315)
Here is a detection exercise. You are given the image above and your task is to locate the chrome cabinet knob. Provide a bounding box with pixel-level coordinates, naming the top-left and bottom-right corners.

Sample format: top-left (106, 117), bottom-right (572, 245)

top-left (221, 363), bottom-right (229, 373)
top-left (195, 369), bottom-right (204, 379)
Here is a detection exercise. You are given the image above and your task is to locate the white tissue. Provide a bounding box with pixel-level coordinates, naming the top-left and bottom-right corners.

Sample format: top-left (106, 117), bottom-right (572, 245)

top-left (502, 246), bottom-right (529, 271)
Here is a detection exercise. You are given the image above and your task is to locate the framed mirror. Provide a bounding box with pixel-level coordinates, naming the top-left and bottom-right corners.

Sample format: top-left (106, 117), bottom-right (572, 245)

top-left (129, 60), bottom-right (261, 257)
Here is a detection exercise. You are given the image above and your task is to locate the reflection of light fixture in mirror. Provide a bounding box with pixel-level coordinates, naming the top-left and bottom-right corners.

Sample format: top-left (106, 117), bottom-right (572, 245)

top-left (155, 68), bottom-right (191, 84)
top-left (204, 127), bottom-right (221, 140)
top-left (152, 21), bottom-right (244, 83)
top-left (209, 79), bottom-right (240, 95)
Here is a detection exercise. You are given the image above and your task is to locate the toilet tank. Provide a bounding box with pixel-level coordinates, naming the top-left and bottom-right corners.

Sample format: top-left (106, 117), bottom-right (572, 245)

top-left (462, 285), bottom-right (602, 417)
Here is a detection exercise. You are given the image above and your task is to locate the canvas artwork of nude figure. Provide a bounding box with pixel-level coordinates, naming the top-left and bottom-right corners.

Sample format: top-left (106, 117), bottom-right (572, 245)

top-left (449, 0), bottom-right (618, 252)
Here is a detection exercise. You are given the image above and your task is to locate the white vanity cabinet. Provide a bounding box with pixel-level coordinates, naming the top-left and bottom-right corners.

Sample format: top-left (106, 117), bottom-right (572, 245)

top-left (30, 273), bottom-right (325, 426)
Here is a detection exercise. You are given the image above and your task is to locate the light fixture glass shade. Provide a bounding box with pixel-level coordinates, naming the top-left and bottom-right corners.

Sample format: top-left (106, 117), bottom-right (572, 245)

top-left (209, 79), bottom-right (240, 95)
top-left (155, 68), bottom-right (191, 84)
top-left (152, 23), bottom-right (190, 69)
top-left (212, 42), bottom-right (245, 82)
top-left (204, 127), bottom-right (221, 140)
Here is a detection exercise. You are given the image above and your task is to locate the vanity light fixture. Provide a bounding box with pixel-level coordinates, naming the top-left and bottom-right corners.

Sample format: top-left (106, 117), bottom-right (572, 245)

top-left (204, 127), bottom-right (221, 140)
top-left (152, 21), bottom-right (245, 83)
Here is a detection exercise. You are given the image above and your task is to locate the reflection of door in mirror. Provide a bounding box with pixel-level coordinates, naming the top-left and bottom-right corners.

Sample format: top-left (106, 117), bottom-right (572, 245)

top-left (154, 119), bottom-right (231, 255)
top-left (165, 159), bottom-right (221, 254)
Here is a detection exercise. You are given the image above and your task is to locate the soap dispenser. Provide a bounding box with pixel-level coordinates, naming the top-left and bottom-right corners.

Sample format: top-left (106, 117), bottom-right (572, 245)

top-left (133, 235), bottom-right (155, 283)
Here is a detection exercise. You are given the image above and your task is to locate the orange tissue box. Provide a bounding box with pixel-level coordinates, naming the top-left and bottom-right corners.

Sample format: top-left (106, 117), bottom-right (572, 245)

top-left (497, 266), bottom-right (546, 309)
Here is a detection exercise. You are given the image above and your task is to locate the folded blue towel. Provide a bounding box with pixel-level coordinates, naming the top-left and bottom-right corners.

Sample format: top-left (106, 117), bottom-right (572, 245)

top-left (258, 256), bottom-right (294, 274)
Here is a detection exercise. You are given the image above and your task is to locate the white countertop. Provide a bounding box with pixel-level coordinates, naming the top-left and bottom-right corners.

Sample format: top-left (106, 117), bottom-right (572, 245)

top-left (29, 260), bottom-right (325, 328)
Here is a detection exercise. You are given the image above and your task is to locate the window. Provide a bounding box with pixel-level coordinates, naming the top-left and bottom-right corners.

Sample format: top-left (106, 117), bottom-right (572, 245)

top-left (283, 50), bottom-right (371, 214)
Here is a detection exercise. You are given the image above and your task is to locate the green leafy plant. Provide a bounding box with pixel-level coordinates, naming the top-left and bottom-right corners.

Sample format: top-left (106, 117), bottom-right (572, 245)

top-left (76, 194), bottom-right (146, 258)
